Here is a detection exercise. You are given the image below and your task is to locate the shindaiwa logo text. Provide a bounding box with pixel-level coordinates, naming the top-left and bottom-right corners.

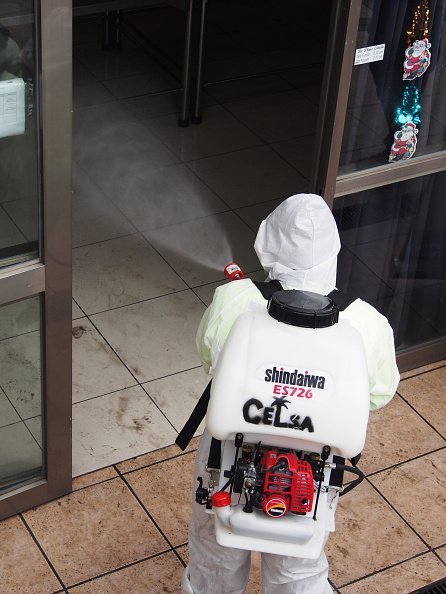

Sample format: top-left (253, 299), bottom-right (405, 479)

top-left (264, 366), bottom-right (326, 390)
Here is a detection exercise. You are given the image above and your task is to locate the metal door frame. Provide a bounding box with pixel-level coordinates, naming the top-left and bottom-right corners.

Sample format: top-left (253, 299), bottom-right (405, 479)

top-left (0, 0), bottom-right (72, 519)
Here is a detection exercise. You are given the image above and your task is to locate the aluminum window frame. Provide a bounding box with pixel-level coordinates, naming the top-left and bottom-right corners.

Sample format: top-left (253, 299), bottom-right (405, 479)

top-left (0, 0), bottom-right (72, 519)
top-left (311, 0), bottom-right (446, 370)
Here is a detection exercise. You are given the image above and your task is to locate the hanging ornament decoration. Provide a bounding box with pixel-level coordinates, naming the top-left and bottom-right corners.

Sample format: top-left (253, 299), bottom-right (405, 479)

top-left (389, 0), bottom-right (430, 163)
top-left (403, 0), bottom-right (431, 80)
top-left (394, 83), bottom-right (421, 126)
top-left (389, 120), bottom-right (419, 162)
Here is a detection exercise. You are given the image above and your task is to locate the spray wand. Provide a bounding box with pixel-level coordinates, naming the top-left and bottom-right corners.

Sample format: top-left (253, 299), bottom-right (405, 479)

top-left (224, 262), bottom-right (245, 281)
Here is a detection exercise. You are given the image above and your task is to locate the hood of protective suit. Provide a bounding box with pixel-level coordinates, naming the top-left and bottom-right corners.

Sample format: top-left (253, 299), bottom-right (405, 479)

top-left (254, 194), bottom-right (341, 295)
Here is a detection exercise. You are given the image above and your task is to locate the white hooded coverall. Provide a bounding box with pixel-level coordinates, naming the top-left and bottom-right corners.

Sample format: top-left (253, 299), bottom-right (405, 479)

top-left (182, 194), bottom-right (400, 594)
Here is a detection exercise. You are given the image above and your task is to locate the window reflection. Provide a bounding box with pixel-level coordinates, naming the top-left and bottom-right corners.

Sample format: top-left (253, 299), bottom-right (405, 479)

top-left (334, 171), bottom-right (446, 350)
top-left (0, 296), bottom-right (43, 492)
top-left (0, 1), bottom-right (40, 268)
top-left (340, 0), bottom-right (446, 175)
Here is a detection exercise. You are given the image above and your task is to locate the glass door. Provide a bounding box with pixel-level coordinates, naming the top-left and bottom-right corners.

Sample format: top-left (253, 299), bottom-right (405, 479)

top-left (0, 0), bottom-right (72, 518)
top-left (311, 0), bottom-right (446, 371)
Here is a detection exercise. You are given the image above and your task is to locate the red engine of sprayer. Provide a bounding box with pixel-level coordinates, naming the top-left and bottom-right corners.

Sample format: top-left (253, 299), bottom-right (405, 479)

top-left (261, 451), bottom-right (314, 518)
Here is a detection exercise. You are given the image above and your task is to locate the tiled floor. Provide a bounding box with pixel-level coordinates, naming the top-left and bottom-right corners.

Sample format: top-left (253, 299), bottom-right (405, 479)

top-left (1, 364), bottom-right (445, 593)
top-left (0, 2), bottom-right (323, 484)
top-left (0, 1), bottom-right (445, 485)
top-left (1, 9), bottom-right (446, 583)
top-left (66, 5), bottom-right (325, 475)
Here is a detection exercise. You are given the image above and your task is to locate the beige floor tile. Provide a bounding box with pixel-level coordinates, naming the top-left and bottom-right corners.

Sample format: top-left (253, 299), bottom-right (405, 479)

top-left (189, 145), bottom-right (306, 209)
top-left (436, 545), bottom-right (446, 563)
top-left (106, 162), bottom-right (228, 234)
top-left (74, 115), bottom-right (179, 199)
top-left (0, 206), bottom-right (26, 249)
top-left (145, 105), bottom-right (261, 162)
top-left (126, 452), bottom-right (195, 546)
top-left (117, 436), bottom-right (200, 474)
top-left (271, 135), bottom-right (316, 179)
top-left (72, 466), bottom-right (119, 491)
top-left (143, 367), bottom-right (208, 433)
top-left (400, 360), bottom-right (446, 380)
top-left (73, 82), bottom-right (114, 110)
top-left (69, 551), bottom-right (184, 593)
top-left (0, 330), bottom-right (42, 419)
top-left (102, 71), bottom-right (177, 99)
top-left (193, 279), bottom-right (227, 307)
top-left (23, 478), bottom-right (169, 585)
top-left (176, 544), bottom-right (188, 564)
top-left (0, 296), bottom-right (40, 340)
top-left (72, 163), bottom-right (135, 248)
top-left (326, 481), bottom-right (426, 586)
top-left (72, 386), bottom-right (177, 476)
top-left (235, 199), bottom-right (283, 233)
top-left (72, 318), bottom-right (136, 404)
top-left (0, 388), bottom-right (20, 427)
top-left (360, 396), bottom-right (445, 475)
top-left (339, 553), bottom-right (446, 594)
top-left (72, 299), bottom-right (84, 320)
top-left (398, 367), bottom-right (446, 436)
top-left (0, 421), bottom-right (42, 483)
top-left (91, 291), bottom-right (205, 382)
top-left (72, 234), bottom-right (187, 314)
top-left (205, 72), bottom-right (290, 104)
top-left (143, 211), bottom-right (259, 287)
top-left (245, 552), bottom-right (262, 594)
top-left (0, 515), bottom-right (61, 594)
top-left (76, 46), bottom-right (158, 82)
top-left (370, 450), bottom-right (446, 548)
top-left (226, 91), bottom-right (318, 144)
top-left (3, 198), bottom-right (39, 242)
top-left (24, 415), bottom-right (42, 446)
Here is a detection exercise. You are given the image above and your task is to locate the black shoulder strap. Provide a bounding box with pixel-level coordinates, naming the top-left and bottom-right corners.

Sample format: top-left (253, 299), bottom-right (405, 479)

top-left (327, 289), bottom-right (357, 312)
top-left (207, 438), bottom-right (222, 470)
top-left (253, 279), bottom-right (283, 300)
top-left (175, 380), bottom-right (211, 451)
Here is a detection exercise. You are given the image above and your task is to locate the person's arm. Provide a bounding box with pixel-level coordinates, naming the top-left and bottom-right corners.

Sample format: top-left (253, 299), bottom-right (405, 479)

top-left (196, 299), bottom-right (216, 374)
top-left (341, 300), bottom-right (400, 410)
top-left (196, 280), bottom-right (264, 374)
top-left (367, 318), bottom-right (400, 410)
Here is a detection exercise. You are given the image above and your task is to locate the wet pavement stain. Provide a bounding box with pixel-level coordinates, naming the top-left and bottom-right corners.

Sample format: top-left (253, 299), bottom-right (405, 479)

top-left (72, 326), bottom-right (87, 339)
top-left (116, 395), bottom-right (129, 426)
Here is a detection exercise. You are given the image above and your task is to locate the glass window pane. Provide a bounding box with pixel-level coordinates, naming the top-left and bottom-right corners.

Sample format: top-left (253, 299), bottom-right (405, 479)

top-left (0, 295), bottom-right (43, 493)
top-left (0, 1), bottom-right (40, 268)
top-left (334, 171), bottom-right (446, 351)
top-left (339, 0), bottom-right (446, 175)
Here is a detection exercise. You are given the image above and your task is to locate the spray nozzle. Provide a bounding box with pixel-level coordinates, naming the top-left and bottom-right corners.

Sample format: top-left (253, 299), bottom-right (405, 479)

top-left (224, 263), bottom-right (245, 281)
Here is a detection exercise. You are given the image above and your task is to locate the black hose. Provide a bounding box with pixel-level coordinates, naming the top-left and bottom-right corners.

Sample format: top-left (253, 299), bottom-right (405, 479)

top-left (334, 463), bottom-right (365, 496)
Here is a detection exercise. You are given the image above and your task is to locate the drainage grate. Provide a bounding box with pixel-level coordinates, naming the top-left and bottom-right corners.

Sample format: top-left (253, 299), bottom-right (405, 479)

top-left (410, 578), bottom-right (446, 593)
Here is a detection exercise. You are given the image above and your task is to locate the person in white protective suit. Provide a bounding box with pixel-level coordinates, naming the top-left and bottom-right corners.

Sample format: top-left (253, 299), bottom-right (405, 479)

top-left (182, 193), bottom-right (400, 594)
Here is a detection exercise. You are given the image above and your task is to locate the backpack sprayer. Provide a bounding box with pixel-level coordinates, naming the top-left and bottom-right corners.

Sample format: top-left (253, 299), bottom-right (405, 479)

top-left (193, 263), bottom-right (369, 559)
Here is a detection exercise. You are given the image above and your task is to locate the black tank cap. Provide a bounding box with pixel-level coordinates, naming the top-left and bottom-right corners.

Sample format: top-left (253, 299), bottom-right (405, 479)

top-left (267, 290), bottom-right (339, 328)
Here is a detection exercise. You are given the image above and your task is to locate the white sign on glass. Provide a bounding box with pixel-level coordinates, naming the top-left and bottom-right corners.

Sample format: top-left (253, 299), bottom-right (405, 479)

top-left (354, 44), bottom-right (386, 65)
top-left (0, 78), bottom-right (25, 138)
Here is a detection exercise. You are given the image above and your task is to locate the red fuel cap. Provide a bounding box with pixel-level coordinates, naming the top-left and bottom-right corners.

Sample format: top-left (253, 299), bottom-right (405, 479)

top-left (212, 492), bottom-right (231, 507)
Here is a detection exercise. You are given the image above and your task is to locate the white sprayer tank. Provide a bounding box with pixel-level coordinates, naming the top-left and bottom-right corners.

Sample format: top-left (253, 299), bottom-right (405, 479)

top-left (205, 290), bottom-right (370, 558)
top-left (207, 294), bottom-right (369, 459)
